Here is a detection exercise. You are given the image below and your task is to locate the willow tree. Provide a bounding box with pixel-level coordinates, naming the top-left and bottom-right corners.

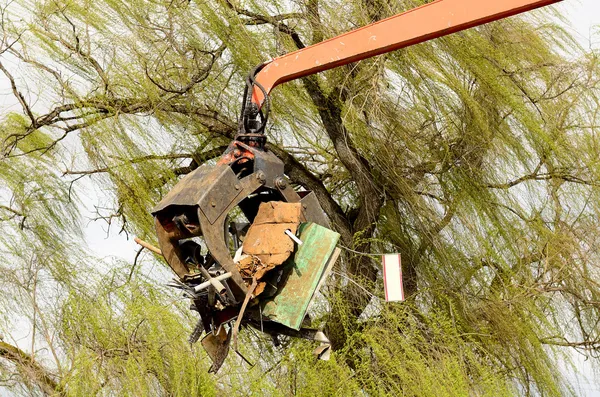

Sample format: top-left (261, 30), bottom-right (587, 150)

top-left (0, 0), bottom-right (599, 395)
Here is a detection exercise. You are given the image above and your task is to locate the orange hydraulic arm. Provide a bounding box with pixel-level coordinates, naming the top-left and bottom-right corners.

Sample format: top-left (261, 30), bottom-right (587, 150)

top-left (250, 0), bottom-right (562, 108)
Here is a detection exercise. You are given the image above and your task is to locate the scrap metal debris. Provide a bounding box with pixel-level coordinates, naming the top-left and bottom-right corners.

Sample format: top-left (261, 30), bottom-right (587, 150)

top-left (242, 201), bottom-right (301, 268)
top-left (236, 201), bottom-right (301, 297)
top-left (201, 325), bottom-right (231, 374)
top-left (141, 200), bottom-right (338, 373)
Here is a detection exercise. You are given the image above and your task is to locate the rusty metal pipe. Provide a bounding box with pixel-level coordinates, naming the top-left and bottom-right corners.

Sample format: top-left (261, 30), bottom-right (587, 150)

top-left (198, 266), bottom-right (228, 295)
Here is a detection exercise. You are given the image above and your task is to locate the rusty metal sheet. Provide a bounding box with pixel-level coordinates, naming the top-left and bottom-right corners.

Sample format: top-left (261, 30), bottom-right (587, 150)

top-left (152, 163), bottom-right (228, 214)
top-left (299, 191), bottom-right (330, 228)
top-left (243, 202), bottom-right (302, 268)
top-left (196, 166), bottom-right (241, 225)
top-left (252, 149), bottom-right (284, 189)
top-left (201, 325), bottom-right (231, 373)
top-left (261, 223), bottom-right (340, 330)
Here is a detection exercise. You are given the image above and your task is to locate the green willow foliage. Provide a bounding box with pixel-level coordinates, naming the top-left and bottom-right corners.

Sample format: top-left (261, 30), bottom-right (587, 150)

top-left (0, 0), bottom-right (599, 395)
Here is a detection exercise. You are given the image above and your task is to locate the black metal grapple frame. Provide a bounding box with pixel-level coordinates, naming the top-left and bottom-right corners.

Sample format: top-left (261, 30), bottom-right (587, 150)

top-left (152, 136), bottom-right (329, 301)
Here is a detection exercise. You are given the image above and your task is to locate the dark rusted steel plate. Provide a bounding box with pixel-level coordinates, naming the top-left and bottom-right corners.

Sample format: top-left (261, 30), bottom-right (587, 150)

top-left (201, 325), bottom-right (231, 373)
top-left (152, 163), bottom-right (239, 222)
top-left (261, 222), bottom-right (340, 330)
top-left (299, 191), bottom-right (330, 227)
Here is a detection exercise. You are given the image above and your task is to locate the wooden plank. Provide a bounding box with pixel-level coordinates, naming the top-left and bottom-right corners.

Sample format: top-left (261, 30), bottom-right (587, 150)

top-left (261, 223), bottom-right (340, 330)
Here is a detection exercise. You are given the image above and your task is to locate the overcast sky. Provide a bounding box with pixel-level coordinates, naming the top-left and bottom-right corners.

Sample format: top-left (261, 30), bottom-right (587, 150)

top-left (558, 0), bottom-right (600, 46)
top-left (538, 7), bottom-right (600, 395)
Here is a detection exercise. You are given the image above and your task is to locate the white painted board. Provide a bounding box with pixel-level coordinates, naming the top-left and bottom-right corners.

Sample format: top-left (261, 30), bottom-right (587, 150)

top-left (383, 254), bottom-right (404, 302)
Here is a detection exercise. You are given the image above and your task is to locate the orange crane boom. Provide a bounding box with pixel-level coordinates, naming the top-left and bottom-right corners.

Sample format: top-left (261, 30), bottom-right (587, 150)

top-left (251, 0), bottom-right (562, 108)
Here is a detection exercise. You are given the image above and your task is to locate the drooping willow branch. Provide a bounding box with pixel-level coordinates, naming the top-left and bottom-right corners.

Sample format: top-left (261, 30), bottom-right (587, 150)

top-left (0, 341), bottom-right (63, 395)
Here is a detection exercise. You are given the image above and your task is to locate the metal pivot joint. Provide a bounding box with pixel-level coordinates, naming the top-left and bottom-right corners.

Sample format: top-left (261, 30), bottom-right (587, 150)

top-left (237, 65), bottom-right (270, 150)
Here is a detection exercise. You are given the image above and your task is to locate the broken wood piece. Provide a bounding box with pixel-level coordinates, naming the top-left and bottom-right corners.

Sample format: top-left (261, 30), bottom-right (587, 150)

top-left (243, 202), bottom-right (301, 268)
top-left (232, 277), bottom-right (258, 352)
top-left (134, 237), bottom-right (162, 255)
top-left (254, 281), bottom-right (267, 296)
top-left (236, 255), bottom-right (260, 278)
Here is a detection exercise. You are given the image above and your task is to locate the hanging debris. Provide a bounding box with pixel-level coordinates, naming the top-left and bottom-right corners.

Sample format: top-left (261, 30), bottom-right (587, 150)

top-left (237, 201), bottom-right (302, 297)
top-left (150, 195), bottom-right (338, 372)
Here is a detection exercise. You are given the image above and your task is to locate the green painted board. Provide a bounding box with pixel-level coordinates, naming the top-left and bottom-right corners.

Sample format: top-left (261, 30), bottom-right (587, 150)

top-left (261, 222), bottom-right (340, 330)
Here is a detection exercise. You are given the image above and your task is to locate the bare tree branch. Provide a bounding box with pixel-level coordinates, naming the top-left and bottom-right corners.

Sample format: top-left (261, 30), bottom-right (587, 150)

top-left (2, 95), bottom-right (236, 157)
top-left (540, 337), bottom-right (600, 350)
top-left (487, 171), bottom-right (599, 189)
top-left (0, 204), bottom-right (23, 217)
top-left (225, 0), bottom-right (307, 49)
top-left (0, 341), bottom-right (63, 395)
top-left (144, 43), bottom-right (227, 94)
top-left (0, 61), bottom-right (36, 125)
top-left (47, 10), bottom-right (111, 93)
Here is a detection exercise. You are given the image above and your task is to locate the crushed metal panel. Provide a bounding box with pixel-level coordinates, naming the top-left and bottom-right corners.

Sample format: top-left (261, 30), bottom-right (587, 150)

top-left (261, 222), bottom-right (340, 330)
top-left (243, 202), bottom-right (302, 268)
top-left (196, 165), bottom-right (241, 225)
top-left (201, 325), bottom-right (231, 373)
top-left (152, 163), bottom-right (231, 214)
top-left (299, 191), bottom-right (330, 228)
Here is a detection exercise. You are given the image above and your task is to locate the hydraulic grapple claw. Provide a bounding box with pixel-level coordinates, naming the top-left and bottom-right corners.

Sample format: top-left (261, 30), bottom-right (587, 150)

top-left (153, 139), bottom-right (329, 301)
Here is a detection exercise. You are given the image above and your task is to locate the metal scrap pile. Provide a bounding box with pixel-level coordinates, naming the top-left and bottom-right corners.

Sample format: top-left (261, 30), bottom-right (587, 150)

top-left (144, 0), bottom-right (562, 375)
top-left (153, 201), bottom-right (338, 373)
